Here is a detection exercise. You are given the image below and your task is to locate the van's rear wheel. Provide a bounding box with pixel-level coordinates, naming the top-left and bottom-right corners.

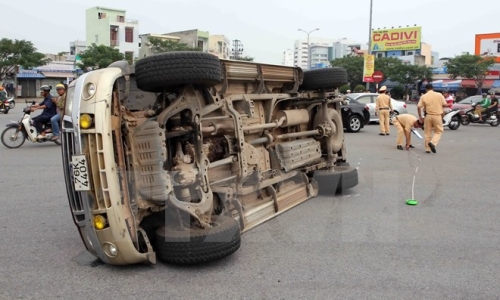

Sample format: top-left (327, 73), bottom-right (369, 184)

top-left (155, 215), bottom-right (241, 265)
top-left (314, 166), bottom-right (358, 195)
top-left (135, 51), bottom-right (222, 93)
top-left (299, 67), bottom-right (348, 91)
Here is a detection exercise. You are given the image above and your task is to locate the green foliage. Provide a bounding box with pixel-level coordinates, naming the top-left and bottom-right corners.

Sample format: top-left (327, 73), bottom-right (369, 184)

top-left (390, 85), bottom-right (405, 99)
top-left (148, 37), bottom-right (200, 53)
top-left (77, 43), bottom-right (125, 72)
top-left (233, 56), bottom-right (254, 62)
top-left (339, 84), bottom-right (351, 94)
top-left (0, 38), bottom-right (49, 81)
top-left (354, 84), bottom-right (365, 92)
top-left (388, 64), bottom-right (434, 88)
top-left (445, 54), bottom-right (495, 91)
top-left (330, 56), bottom-right (363, 88)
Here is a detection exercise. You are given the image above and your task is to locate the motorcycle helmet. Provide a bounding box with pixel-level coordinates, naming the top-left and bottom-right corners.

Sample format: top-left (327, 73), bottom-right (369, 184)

top-left (40, 85), bottom-right (51, 91)
top-left (482, 93), bottom-right (487, 98)
top-left (55, 84), bottom-right (65, 90)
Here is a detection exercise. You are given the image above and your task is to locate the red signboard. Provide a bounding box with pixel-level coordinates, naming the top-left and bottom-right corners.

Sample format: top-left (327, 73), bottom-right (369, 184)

top-left (372, 71), bottom-right (384, 83)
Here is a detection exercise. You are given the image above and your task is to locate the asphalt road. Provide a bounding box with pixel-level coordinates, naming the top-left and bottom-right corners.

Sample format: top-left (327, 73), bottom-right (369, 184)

top-left (0, 104), bottom-right (499, 300)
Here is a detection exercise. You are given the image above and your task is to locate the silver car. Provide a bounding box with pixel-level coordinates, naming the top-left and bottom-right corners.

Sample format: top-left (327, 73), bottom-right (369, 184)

top-left (346, 93), bottom-right (408, 122)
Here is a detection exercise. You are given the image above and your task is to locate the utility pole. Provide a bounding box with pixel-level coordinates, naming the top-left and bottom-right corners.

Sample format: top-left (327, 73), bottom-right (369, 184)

top-left (366, 0), bottom-right (373, 91)
top-left (231, 39), bottom-right (244, 60)
top-left (298, 28), bottom-right (320, 70)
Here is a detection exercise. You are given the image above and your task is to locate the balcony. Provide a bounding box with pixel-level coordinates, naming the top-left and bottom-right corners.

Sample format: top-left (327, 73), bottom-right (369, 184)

top-left (110, 40), bottom-right (119, 47)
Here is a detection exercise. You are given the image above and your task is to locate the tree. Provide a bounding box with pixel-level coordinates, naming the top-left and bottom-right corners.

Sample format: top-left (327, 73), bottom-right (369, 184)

top-left (148, 38), bottom-right (200, 53)
top-left (445, 54), bottom-right (496, 94)
top-left (233, 56), bottom-right (254, 62)
top-left (375, 57), bottom-right (404, 78)
top-left (330, 56), bottom-right (364, 88)
top-left (0, 38), bottom-right (48, 81)
top-left (77, 43), bottom-right (124, 72)
top-left (388, 64), bottom-right (434, 97)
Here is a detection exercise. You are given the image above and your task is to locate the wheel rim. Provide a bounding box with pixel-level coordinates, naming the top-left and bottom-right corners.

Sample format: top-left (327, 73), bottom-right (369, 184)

top-left (2, 127), bottom-right (25, 148)
top-left (350, 118), bottom-right (361, 131)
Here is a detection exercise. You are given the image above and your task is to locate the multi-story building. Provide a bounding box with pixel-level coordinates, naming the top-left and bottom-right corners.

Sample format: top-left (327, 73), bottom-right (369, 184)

top-left (208, 35), bottom-right (231, 59)
top-left (138, 33), bottom-right (181, 58)
top-left (70, 40), bottom-right (87, 56)
top-left (331, 38), bottom-right (368, 60)
top-left (85, 6), bottom-right (139, 62)
top-left (281, 49), bottom-right (294, 66)
top-left (164, 29), bottom-right (210, 52)
top-left (293, 38), bottom-right (335, 70)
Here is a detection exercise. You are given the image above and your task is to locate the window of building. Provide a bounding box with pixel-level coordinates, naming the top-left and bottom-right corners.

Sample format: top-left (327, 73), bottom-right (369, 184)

top-left (95, 35), bottom-right (98, 43)
top-left (98, 12), bottom-right (106, 19)
top-left (117, 15), bottom-right (125, 22)
top-left (197, 40), bottom-right (204, 50)
top-left (406, 51), bottom-right (414, 55)
top-left (376, 52), bottom-right (384, 58)
top-left (125, 28), bottom-right (134, 43)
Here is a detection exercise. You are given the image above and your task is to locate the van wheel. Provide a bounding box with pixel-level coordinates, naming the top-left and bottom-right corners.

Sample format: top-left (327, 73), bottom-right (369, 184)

top-left (299, 67), bottom-right (348, 91)
top-left (135, 51), bottom-right (222, 93)
top-left (314, 166), bottom-right (358, 195)
top-left (155, 215), bottom-right (241, 265)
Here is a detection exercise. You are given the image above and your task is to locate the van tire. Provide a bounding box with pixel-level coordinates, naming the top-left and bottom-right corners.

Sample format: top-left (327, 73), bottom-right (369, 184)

top-left (314, 166), bottom-right (358, 195)
top-left (155, 215), bottom-right (241, 265)
top-left (299, 67), bottom-right (348, 91)
top-left (135, 51), bottom-right (222, 92)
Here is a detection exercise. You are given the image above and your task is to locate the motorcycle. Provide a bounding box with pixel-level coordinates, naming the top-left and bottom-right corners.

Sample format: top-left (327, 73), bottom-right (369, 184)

top-left (1, 100), bottom-right (61, 148)
top-left (443, 108), bottom-right (461, 130)
top-left (0, 98), bottom-right (10, 114)
top-left (5, 97), bottom-right (15, 109)
top-left (461, 103), bottom-right (499, 127)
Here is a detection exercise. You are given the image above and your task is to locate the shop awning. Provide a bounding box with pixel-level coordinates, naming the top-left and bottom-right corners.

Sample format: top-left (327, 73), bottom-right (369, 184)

top-left (461, 79), bottom-right (494, 89)
top-left (420, 80), bottom-right (461, 90)
top-left (492, 80), bottom-right (500, 88)
top-left (41, 72), bottom-right (75, 78)
top-left (17, 72), bottom-right (45, 79)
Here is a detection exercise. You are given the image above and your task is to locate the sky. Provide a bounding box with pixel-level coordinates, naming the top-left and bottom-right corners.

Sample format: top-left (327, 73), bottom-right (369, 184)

top-left (2, 0), bottom-right (500, 65)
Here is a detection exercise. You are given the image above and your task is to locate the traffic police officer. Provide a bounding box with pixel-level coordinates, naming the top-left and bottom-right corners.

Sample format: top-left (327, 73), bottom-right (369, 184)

top-left (375, 85), bottom-right (393, 135)
top-left (392, 114), bottom-right (423, 150)
top-left (417, 84), bottom-right (448, 153)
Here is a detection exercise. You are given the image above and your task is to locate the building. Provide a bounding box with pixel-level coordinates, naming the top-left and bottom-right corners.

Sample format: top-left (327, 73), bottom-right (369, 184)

top-left (281, 49), bottom-right (294, 66)
top-left (208, 35), bottom-right (231, 59)
top-left (164, 29), bottom-right (209, 52)
top-left (85, 6), bottom-right (140, 61)
top-left (310, 44), bottom-right (331, 68)
top-left (294, 38), bottom-right (335, 70)
top-left (70, 40), bottom-right (86, 56)
top-left (138, 33), bottom-right (181, 58)
top-left (331, 38), bottom-right (368, 59)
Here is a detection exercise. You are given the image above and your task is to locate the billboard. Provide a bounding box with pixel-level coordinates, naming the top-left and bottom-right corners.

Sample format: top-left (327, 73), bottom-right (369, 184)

top-left (363, 54), bottom-right (375, 82)
top-left (370, 27), bottom-right (422, 52)
top-left (475, 33), bottom-right (500, 63)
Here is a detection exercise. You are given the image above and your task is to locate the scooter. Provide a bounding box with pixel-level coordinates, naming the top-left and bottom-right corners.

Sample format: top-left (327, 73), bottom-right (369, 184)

top-left (5, 97), bottom-right (15, 109)
top-left (461, 103), bottom-right (499, 127)
top-left (1, 100), bottom-right (61, 149)
top-left (443, 108), bottom-right (461, 130)
top-left (0, 98), bottom-right (10, 114)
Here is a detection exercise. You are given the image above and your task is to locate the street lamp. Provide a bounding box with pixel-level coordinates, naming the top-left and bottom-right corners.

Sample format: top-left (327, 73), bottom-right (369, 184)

top-left (366, 0), bottom-right (373, 91)
top-left (298, 28), bottom-right (320, 70)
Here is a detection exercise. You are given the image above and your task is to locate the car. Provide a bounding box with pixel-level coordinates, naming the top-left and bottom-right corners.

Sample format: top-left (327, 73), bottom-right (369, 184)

top-left (346, 93), bottom-right (408, 122)
top-left (452, 95), bottom-right (482, 112)
top-left (340, 98), bottom-right (371, 132)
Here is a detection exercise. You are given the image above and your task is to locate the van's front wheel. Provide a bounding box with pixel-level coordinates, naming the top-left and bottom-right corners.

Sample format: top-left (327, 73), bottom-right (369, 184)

top-left (155, 215), bottom-right (241, 265)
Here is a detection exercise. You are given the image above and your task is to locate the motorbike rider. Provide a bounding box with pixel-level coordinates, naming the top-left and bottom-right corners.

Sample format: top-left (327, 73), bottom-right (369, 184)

top-left (0, 86), bottom-right (7, 102)
top-left (475, 93), bottom-right (491, 122)
top-left (50, 84), bottom-right (66, 141)
top-left (443, 90), bottom-right (454, 114)
top-left (31, 85), bottom-right (57, 139)
top-left (488, 92), bottom-right (499, 116)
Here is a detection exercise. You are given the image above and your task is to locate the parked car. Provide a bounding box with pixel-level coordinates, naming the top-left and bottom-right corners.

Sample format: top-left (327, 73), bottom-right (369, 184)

top-left (341, 98), bottom-right (371, 132)
top-left (346, 93), bottom-right (408, 122)
top-left (452, 95), bottom-right (483, 112)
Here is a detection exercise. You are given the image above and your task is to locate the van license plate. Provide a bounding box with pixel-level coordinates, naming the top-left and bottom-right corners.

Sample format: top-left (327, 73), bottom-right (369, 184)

top-left (71, 155), bottom-right (90, 191)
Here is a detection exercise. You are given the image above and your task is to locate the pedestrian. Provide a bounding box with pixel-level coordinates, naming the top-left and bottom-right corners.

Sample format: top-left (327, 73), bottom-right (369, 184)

top-left (392, 114), bottom-right (423, 150)
top-left (417, 84), bottom-right (448, 153)
top-left (50, 84), bottom-right (66, 141)
top-left (346, 89), bottom-right (351, 94)
top-left (375, 85), bottom-right (393, 136)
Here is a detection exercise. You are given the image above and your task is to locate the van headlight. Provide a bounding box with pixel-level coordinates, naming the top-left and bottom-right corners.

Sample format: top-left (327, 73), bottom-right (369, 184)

top-left (83, 82), bottom-right (96, 100)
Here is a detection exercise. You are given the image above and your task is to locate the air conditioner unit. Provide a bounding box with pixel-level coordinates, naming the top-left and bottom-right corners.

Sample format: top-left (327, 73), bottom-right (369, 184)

top-left (114, 28), bottom-right (118, 32)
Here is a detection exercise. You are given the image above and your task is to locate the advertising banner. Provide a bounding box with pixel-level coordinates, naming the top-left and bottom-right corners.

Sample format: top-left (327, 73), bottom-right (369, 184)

top-left (363, 54), bottom-right (375, 82)
top-left (371, 27), bottom-right (421, 52)
top-left (475, 33), bottom-right (500, 63)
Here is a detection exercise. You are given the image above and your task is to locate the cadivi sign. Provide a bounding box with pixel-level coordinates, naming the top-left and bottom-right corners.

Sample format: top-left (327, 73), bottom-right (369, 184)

top-left (371, 26), bottom-right (422, 52)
